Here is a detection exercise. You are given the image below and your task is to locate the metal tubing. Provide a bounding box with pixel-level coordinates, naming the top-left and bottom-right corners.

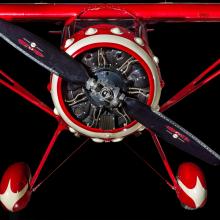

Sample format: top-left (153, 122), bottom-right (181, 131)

top-left (0, 69), bottom-right (57, 119)
top-left (30, 121), bottom-right (67, 188)
top-left (148, 129), bottom-right (179, 190)
top-left (160, 59), bottom-right (220, 112)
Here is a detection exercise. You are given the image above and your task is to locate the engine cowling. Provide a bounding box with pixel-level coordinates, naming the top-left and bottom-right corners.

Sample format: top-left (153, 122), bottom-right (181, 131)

top-left (51, 24), bottom-right (163, 142)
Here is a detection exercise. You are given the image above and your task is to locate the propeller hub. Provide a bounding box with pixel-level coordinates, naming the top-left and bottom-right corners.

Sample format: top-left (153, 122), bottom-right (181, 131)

top-left (85, 69), bottom-right (126, 108)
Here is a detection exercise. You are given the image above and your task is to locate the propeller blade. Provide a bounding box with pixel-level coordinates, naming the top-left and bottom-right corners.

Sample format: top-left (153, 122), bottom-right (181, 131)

top-left (124, 97), bottom-right (220, 166)
top-left (0, 19), bottom-right (89, 84)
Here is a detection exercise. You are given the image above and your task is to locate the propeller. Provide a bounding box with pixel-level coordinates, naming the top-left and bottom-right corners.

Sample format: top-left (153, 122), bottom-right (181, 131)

top-left (124, 97), bottom-right (220, 166)
top-left (0, 19), bottom-right (89, 84)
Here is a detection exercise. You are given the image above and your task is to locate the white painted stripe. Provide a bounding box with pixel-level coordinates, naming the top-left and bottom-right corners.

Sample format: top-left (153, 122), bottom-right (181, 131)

top-left (178, 176), bottom-right (207, 208)
top-left (0, 180), bottom-right (28, 211)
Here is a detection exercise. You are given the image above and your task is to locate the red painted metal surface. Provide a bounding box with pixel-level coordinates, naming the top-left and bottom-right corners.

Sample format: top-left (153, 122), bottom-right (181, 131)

top-left (160, 59), bottom-right (220, 112)
top-left (30, 121), bottom-right (67, 189)
top-left (0, 4), bottom-right (220, 21)
top-left (0, 70), bottom-right (57, 119)
top-left (148, 129), bottom-right (179, 190)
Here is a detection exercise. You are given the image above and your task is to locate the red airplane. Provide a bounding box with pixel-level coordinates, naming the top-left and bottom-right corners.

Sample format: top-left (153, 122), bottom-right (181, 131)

top-left (0, 3), bottom-right (219, 213)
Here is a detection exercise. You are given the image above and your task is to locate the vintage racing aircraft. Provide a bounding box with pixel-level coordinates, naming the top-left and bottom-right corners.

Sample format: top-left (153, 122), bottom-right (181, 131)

top-left (0, 2), bottom-right (219, 212)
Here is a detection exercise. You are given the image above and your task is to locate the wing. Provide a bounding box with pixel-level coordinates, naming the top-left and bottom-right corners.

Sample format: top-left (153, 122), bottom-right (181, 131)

top-left (0, 3), bottom-right (220, 22)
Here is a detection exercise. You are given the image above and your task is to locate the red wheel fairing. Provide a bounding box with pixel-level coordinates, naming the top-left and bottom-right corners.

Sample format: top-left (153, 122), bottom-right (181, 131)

top-left (176, 162), bottom-right (207, 210)
top-left (0, 162), bottom-right (32, 212)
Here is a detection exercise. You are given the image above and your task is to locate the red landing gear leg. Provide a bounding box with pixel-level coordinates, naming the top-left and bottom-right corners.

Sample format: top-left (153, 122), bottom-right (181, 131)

top-left (124, 129), bottom-right (207, 210)
top-left (150, 59), bottom-right (218, 208)
top-left (0, 69), bottom-right (62, 212)
top-left (30, 121), bottom-right (67, 189)
top-left (0, 69), bottom-right (89, 212)
top-left (0, 121), bottom-right (66, 212)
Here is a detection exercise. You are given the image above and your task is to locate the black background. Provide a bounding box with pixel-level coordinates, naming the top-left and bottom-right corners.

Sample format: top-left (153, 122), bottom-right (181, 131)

top-left (0, 1), bottom-right (220, 220)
